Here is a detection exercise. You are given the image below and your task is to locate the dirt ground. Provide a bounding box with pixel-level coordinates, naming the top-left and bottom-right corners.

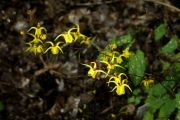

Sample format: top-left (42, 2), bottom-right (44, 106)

top-left (0, 0), bottom-right (179, 120)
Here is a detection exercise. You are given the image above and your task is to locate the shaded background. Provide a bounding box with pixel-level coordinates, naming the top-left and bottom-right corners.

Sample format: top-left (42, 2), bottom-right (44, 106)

top-left (0, 0), bottom-right (180, 119)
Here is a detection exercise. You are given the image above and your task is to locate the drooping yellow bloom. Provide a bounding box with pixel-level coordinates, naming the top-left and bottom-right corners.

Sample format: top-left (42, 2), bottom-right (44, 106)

top-left (116, 55), bottom-right (123, 64)
top-left (100, 51), bottom-right (113, 62)
top-left (115, 83), bottom-right (132, 95)
top-left (109, 43), bottom-right (117, 50)
top-left (105, 51), bottom-right (120, 63)
top-left (107, 73), bottom-right (128, 86)
top-left (82, 62), bottom-right (106, 79)
top-left (100, 54), bottom-right (125, 77)
top-left (142, 79), bottom-right (154, 88)
top-left (55, 29), bottom-right (74, 44)
top-left (39, 33), bottom-right (47, 40)
top-left (80, 37), bottom-right (91, 46)
top-left (122, 48), bottom-right (130, 58)
top-left (26, 43), bottom-right (43, 55)
top-left (71, 24), bottom-right (87, 41)
top-left (108, 78), bottom-right (132, 96)
top-left (45, 41), bottom-right (63, 55)
top-left (55, 24), bottom-right (89, 44)
top-left (27, 22), bottom-right (47, 38)
top-left (27, 33), bottom-right (43, 44)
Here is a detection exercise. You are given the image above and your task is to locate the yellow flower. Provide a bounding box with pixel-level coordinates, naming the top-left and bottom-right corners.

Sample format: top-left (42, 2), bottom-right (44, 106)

top-left (27, 33), bottom-right (43, 44)
top-left (45, 41), bottom-right (63, 55)
top-left (108, 79), bottom-right (132, 96)
top-left (116, 55), bottom-right (123, 64)
top-left (142, 79), bottom-right (154, 88)
top-left (122, 49), bottom-right (130, 58)
top-left (109, 44), bottom-right (117, 50)
top-left (26, 43), bottom-right (34, 52)
top-left (100, 54), bottom-right (125, 77)
top-left (26, 43), bottom-right (43, 55)
top-left (108, 73), bottom-right (128, 86)
top-left (82, 62), bottom-right (106, 79)
top-left (71, 24), bottom-right (87, 41)
top-left (101, 51), bottom-right (113, 62)
top-left (55, 29), bottom-right (74, 44)
top-left (80, 37), bottom-right (91, 46)
top-left (27, 22), bottom-right (47, 38)
top-left (39, 33), bottom-right (47, 40)
top-left (55, 25), bottom-right (87, 44)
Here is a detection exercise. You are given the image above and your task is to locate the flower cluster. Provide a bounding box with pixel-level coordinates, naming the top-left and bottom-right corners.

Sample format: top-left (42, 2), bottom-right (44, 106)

top-left (25, 23), bottom-right (91, 55)
top-left (55, 24), bottom-right (91, 46)
top-left (26, 23), bottom-right (47, 55)
top-left (83, 43), bottom-right (132, 96)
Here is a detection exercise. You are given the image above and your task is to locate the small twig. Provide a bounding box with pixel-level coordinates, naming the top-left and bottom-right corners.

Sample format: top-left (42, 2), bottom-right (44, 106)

top-left (35, 63), bottom-right (60, 76)
top-left (100, 106), bottom-right (114, 114)
top-left (50, 69), bottom-right (67, 78)
top-left (144, 0), bottom-right (180, 12)
top-left (74, 0), bottom-right (120, 7)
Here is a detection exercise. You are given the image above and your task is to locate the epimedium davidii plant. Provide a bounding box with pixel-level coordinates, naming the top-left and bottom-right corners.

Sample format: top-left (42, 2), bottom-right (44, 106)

top-left (24, 22), bottom-right (180, 119)
top-left (24, 23), bottom-right (153, 96)
top-left (24, 23), bottom-right (134, 96)
top-left (89, 23), bottom-right (179, 119)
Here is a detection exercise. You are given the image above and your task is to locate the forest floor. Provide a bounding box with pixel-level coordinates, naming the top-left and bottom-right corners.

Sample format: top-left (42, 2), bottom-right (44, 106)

top-left (0, 0), bottom-right (180, 120)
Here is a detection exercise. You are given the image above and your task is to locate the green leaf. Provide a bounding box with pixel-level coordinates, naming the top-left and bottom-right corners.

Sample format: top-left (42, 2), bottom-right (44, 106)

top-left (134, 97), bottom-right (141, 105)
top-left (0, 101), bottom-right (4, 111)
top-left (128, 89), bottom-right (141, 105)
top-left (161, 36), bottom-right (178, 54)
top-left (171, 62), bottom-right (180, 80)
top-left (148, 83), bottom-right (167, 97)
top-left (128, 50), bottom-right (146, 86)
top-left (161, 60), bottom-right (170, 73)
top-left (114, 34), bottom-right (133, 47)
top-left (144, 111), bottom-right (154, 120)
top-left (176, 93), bottom-right (180, 119)
top-left (133, 89), bottom-right (140, 96)
top-left (176, 110), bottom-right (180, 120)
top-left (146, 95), bottom-right (165, 113)
top-left (162, 76), bottom-right (175, 89)
top-left (128, 96), bottom-right (135, 103)
top-left (154, 23), bottom-right (167, 41)
top-left (98, 53), bottom-right (104, 60)
top-left (158, 98), bottom-right (176, 119)
top-left (175, 92), bottom-right (180, 109)
top-left (173, 52), bottom-right (180, 60)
